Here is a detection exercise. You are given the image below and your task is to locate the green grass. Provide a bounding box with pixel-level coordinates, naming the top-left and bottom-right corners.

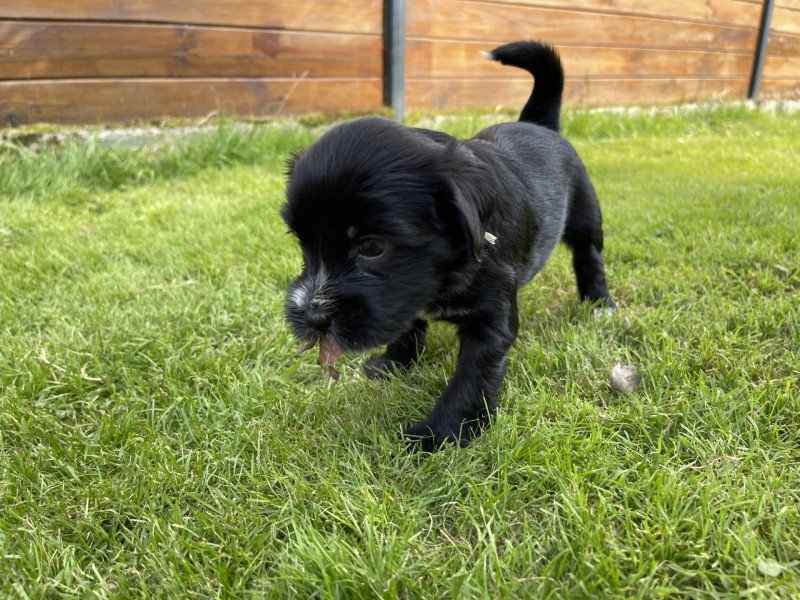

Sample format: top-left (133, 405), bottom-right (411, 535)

top-left (1, 104), bottom-right (799, 598)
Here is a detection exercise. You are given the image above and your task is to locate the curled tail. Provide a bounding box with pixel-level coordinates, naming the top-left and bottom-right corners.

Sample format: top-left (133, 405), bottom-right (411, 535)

top-left (486, 41), bottom-right (564, 132)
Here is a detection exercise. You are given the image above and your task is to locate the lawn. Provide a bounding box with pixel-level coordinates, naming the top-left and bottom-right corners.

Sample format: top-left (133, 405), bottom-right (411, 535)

top-left (1, 105), bottom-right (798, 598)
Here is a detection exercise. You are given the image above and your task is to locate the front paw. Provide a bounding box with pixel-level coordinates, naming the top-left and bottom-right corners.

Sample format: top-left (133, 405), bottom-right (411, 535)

top-left (403, 420), bottom-right (475, 453)
top-left (364, 355), bottom-right (410, 380)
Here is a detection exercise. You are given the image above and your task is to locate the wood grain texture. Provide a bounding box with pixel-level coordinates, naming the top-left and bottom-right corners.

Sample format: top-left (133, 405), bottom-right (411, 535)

top-left (0, 21), bottom-right (382, 80)
top-left (776, 0), bottom-right (800, 10)
top-left (0, 0), bottom-right (778, 122)
top-left (478, 0), bottom-right (761, 28)
top-left (409, 0), bottom-right (758, 52)
top-left (764, 6), bottom-right (800, 101)
top-left (407, 39), bottom-right (753, 79)
top-left (0, 0), bottom-right (382, 34)
top-left (768, 30), bottom-right (800, 56)
top-left (760, 78), bottom-right (800, 99)
top-left (762, 54), bottom-right (800, 79)
top-left (771, 6), bottom-right (800, 34)
top-left (407, 77), bottom-right (749, 110)
top-left (0, 78), bottom-right (382, 126)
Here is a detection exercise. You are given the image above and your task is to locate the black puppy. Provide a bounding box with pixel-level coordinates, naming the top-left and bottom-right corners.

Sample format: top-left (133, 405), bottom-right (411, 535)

top-left (281, 41), bottom-right (613, 451)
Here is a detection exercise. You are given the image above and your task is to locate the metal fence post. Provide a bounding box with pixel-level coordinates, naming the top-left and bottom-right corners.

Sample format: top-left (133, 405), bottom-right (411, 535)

top-left (384, 0), bottom-right (406, 120)
top-left (748, 0), bottom-right (776, 101)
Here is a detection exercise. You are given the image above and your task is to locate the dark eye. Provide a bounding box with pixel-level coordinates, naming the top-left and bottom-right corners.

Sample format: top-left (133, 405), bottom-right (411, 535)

top-left (357, 237), bottom-right (385, 258)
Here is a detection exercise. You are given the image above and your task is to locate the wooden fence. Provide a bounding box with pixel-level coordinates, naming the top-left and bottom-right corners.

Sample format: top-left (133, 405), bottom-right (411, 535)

top-left (765, 0), bottom-right (800, 97)
top-left (1, 1), bottom-right (798, 125)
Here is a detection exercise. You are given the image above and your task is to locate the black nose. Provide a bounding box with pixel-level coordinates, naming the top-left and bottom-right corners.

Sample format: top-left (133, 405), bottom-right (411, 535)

top-left (304, 307), bottom-right (332, 331)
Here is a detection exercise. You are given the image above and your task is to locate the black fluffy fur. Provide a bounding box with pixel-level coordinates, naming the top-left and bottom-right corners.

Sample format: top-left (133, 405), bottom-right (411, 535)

top-left (281, 41), bottom-right (613, 452)
top-left (488, 41), bottom-right (564, 131)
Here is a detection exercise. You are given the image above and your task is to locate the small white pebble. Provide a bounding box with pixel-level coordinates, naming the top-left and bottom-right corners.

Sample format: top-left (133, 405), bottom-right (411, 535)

top-left (610, 364), bottom-right (641, 394)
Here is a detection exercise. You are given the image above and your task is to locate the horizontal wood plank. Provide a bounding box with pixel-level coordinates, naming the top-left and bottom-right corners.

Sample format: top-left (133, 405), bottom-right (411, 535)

top-left (0, 78), bottom-right (383, 126)
top-left (0, 21), bottom-right (382, 80)
top-left (764, 10), bottom-right (800, 99)
top-left (0, 0), bottom-right (382, 34)
top-left (476, 0), bottom-right (761, 29)
top-left (771, 7), bottom-right (800, 35)
top-left (760, 78), bottom-right (800, 99)
top-left (407, 77), bottom-right (749, 109)
top-left (0, 0), bottom-right (785, 123)
top-left (407, 39), bottom-right (753, 79)
top-left (409, 0), bottom-right (758, 53)
top-left (776, 0), bottom-right (800, 10)
top-left (768, 31), bottom-right (800, 56)
top-left (762, 54), bottom-right (800, 79)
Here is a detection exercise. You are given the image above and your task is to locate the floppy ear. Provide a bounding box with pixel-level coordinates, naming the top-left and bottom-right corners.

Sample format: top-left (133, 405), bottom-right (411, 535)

top-left (434, 179), bottom-right (483, 262)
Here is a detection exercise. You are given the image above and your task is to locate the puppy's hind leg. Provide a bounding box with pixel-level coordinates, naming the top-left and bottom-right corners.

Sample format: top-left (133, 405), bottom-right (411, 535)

top-left (562, 175), bottom-right (614, 309)
top-left (364, 319), bottom-right (428, 380)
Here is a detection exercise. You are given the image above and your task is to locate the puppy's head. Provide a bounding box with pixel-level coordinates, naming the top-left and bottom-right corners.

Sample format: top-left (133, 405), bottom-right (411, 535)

top-left (281, 117), bottom-right (481, 352)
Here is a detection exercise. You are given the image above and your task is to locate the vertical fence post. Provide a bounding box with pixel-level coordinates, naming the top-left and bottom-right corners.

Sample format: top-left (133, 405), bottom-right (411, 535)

top-left (384, 0), bottom-right (406, 120)
top-left (748, 0), bottom-right (776, 101)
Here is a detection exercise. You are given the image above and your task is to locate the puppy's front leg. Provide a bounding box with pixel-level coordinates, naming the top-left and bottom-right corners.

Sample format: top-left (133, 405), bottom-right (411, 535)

top-left (364, 319), bottom-right (427, 379)
top-left (405, 300), bottom-right (519, 452)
